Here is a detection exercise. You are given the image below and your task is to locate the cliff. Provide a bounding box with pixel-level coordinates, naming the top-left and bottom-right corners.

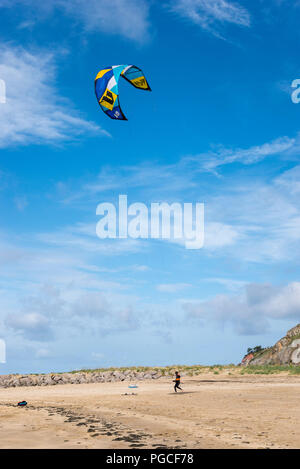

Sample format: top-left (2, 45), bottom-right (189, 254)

top-left (248, 324), bottom-right (300, 365)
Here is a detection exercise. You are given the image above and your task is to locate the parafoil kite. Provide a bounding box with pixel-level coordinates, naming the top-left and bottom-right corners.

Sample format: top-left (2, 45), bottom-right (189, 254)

top-left (95, 65), bottom-right (151, 120)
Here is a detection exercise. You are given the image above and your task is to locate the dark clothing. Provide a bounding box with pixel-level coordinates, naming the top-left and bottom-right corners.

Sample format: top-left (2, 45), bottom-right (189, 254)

top-left (174, 374), bottom-right (182, 392)
top-left (174, 381), bottom-right (182, 392)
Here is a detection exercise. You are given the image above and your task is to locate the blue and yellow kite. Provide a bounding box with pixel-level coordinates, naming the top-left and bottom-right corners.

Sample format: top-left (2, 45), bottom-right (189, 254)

top-left (95, 65), bottom-right (151, 120)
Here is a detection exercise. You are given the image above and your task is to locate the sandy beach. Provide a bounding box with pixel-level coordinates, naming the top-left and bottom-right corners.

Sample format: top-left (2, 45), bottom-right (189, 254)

top-left (0, 372), bottom-right (299, 449)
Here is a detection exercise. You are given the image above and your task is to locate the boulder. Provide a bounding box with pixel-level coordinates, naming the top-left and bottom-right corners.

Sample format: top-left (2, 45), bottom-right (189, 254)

top-left (0, 365), bottom-right (168, 388)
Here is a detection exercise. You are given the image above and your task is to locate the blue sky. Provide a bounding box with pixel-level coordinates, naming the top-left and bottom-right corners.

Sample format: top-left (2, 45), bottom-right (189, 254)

top-left (0, 0), bottom-right (300, 374)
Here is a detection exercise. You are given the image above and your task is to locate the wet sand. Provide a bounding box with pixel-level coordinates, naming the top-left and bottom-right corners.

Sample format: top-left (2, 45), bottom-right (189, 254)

top-left (0, 373), bottom-right (299, 449)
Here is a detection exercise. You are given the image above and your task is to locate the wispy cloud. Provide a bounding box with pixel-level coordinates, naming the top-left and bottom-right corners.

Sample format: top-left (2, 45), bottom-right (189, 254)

top-left (0, 46), bottom-right (106, 147)
top-left (48, 132), bottom-right (300, 262)
top-left (0, 0), bottom-right (151, 43)
top-left (60, 0), bottom-right (151, 42)
top-left (183, 136), bottom-right (295, 174)
top-left (169, 0), bottom-right (251, 37)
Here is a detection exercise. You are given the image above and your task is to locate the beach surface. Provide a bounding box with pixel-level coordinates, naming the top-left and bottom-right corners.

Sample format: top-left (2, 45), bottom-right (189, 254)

top-left (0, 372), bottom-right (299, 449)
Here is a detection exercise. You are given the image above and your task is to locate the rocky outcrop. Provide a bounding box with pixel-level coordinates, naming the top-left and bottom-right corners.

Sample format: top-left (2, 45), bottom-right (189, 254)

top-left (249, 324), bottom-right (300, 365)
top-left (0, 369), bottom-right (167, 388)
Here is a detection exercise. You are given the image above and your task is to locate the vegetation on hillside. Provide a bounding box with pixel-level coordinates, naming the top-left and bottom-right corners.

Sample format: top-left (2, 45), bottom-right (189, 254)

top-left (65, 363), bottom-right (300, 376)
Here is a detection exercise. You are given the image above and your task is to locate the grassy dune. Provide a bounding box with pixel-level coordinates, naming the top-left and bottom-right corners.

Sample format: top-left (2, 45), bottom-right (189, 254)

top-left (66, 363), bottom-right (300, 376)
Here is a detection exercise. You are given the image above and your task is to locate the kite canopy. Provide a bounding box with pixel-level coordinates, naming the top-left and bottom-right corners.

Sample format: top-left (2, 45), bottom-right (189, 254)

top-left (95, 65), bottom-right (151, 120)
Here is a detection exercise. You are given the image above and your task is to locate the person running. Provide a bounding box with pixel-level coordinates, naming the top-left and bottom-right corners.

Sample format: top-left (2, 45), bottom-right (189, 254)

top-left (173, 371), bottom-right (183, 392)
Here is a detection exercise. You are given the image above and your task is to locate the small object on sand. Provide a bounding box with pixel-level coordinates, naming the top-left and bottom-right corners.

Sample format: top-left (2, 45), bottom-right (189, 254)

top-left (128, 384), bottom-right (138, 388)
top-left (17, 401), bottom-right (27, 407)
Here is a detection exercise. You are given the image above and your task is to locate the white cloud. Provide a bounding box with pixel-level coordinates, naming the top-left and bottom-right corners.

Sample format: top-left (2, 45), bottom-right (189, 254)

top-left (0, 225), bottom-right (146, 344)
top-left (5, 313), bottom-right (52, 341)
top-left (204, 221), bottom-right (240, 248)
top-left (57, 132), bottom-right (295, 205)
top-left (201, 184), bottom-right (300, 263)
top-left (183, 282), bottom-right (300, 335)
top-left (184, 136), bottom-right (295, 174)
top-left (49, 136), bottom-right (300, 262)
top-left (60, 0), bottom-right (150, 42)
top-left (37, 223), bottom-right (143, 255)
top-left (2, 254), bottom-right (143, 342)
top-left (170, 0), bottom-right (250, 37)
top-left (81, 163), bottom-right (194, 197)
top-left (0, 0), bottom-right (150, 43)
top-left (0, 46), bottom-right (106, 147)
